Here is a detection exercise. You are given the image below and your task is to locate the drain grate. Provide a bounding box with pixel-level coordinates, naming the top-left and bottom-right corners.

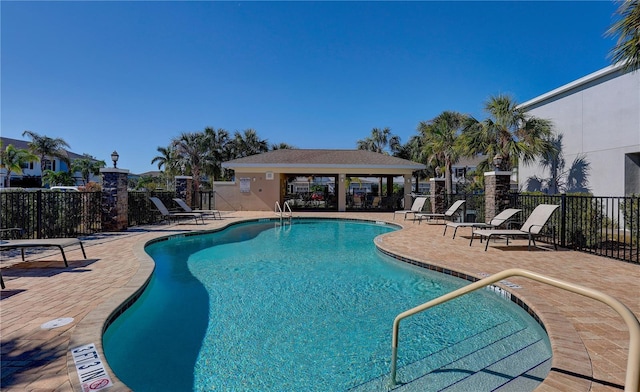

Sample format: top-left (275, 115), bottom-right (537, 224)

top-left (41, 317), bottom-right (74, 330)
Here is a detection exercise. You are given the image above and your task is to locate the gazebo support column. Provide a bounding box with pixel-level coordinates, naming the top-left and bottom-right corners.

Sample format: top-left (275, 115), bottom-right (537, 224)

top-left (338, 174), bottom-right (347, 212)
top-left (403, 175), bottom-right (413, 210)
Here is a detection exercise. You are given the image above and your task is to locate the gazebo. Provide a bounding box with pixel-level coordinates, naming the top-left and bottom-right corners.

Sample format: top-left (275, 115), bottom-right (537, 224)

top-left (219, 149), bottom-right (426, 212)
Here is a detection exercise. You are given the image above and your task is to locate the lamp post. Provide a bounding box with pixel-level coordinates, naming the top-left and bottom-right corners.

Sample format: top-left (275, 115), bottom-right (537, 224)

top-left (111, 151), bottom-right (119, 169)
top-left (101, 150), bottom-right (128, 231)
top-left (492, 154), bottom-right (503, 171)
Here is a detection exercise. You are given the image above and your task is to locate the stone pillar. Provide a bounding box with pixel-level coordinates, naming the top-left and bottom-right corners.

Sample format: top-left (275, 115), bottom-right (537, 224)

top-left (484, 171), bottom-right (512, 222)
top-left (100, 168), bottom-right (129, 231)
top-left (430, 177), bottom-right (446, 213)
top-left (175, 176), bottom-right (193, 206)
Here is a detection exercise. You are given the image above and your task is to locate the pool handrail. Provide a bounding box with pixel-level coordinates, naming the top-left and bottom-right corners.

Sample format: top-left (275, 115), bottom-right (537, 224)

top-left (389, 268), bottom-right (640, 391)
top-left (274, 201), bottom-right (292, 223)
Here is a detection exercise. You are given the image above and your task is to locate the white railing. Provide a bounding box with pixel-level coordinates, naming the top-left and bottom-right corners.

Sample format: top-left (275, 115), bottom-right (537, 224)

top-left (389, 268), bottom-right (640, 391)
top-left (274, 201), bottom-right (292, 223)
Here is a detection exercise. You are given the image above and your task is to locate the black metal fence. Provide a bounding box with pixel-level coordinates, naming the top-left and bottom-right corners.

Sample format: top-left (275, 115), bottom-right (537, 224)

top-left (510, 193), bottom-right (639, 264)
top-left (426, 192), bottom-right (639, 264)
top-left (197, 191), bottom-right (216, 211)
top-left (128, 191), bottom-right (176, 226)
top-left (0, 190), bottom-right (102, 239)
top-left (444, 193), bottom-right (486, 223)
top-left (2, 189), bottom-right (637, 264)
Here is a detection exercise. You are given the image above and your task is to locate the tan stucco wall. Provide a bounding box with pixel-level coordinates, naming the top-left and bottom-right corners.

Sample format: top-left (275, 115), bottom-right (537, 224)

top-left (212, 172), bottom-right (281, 211)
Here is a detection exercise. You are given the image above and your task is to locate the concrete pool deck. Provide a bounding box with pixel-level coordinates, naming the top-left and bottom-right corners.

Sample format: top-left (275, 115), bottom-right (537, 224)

top-left (1, 211), bottom-right (638, 391)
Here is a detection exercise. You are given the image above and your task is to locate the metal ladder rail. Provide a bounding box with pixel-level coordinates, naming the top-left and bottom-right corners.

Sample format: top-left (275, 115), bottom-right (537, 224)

top-left (283, 201), bottom-right (292, 223)
top-left (389, 268), bottom-right (640, 391)
top-left (274, 201), bottom-right (293, 224)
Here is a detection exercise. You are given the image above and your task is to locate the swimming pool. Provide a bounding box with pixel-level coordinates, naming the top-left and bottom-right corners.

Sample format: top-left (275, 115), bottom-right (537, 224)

top-left (103, 219), bottom-right (551, 391)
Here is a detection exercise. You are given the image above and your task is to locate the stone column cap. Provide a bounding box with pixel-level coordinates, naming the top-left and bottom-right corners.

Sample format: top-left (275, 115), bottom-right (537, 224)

top-left (100, 168), bottom-right (129, 174)
top-left (175, 175), bottom-right (193, 179)
top-left (483, 171), bottom-right (512, 176)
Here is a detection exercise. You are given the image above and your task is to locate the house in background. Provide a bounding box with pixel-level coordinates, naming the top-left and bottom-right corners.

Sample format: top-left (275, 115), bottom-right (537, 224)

top-left (0, 136), bottom-right (101, 187)
top-left (518, 64), bottom-right (640, 197)
top-left (407, 155), bottom-right (490, 195)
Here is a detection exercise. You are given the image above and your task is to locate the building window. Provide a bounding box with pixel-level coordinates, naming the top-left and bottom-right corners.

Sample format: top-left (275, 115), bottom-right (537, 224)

top-left (43, 159), bottom-right (55, 171)
top-left (625, 153), bottom-right (640, 195)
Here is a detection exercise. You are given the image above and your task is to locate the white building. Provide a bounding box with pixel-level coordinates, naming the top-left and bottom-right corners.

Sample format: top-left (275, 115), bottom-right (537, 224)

top-left (519, 64), bottom-right (640, 197)
top-left (0, 136), bottom-right (102, 187)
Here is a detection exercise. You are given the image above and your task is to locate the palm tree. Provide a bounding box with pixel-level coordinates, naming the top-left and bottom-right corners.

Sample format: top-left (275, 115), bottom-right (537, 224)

top-left (0, 141), bottom-right (38, 187)
top-left (22, 130), bottom-right (71, 175)
top-left (419, 111), bottom-right (468, 194)
top-left (151, 145), bottom-right (179, 189)
top-left (356, 127), bottom-right (402, 199)
top-left (172, 131), bottom-right (210, 195)
top-left (231, 129), bottom-right (269, 158)
top-left (395, 135), bottom-right (430, 194)
top-left (460, 94), bottom-right (555, 172)
top-left (151, 145), bottom-right (178, 172)
top-left (202, 127), bottom-right (231, 181)
top-left (356, 127), bottom-right (401, 155)
top-left (41, 170), bottom-right (75, 187)
top-left (607, 0), bottom-right (640, 71)
top-left (72, 155), bottom-right (106, 185)
top-left (271, 142), bottom-right (296, 150)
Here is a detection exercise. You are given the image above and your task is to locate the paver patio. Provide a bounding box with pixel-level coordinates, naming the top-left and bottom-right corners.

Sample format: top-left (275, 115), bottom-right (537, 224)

top-left (1, 211), bottom-right (638, 391)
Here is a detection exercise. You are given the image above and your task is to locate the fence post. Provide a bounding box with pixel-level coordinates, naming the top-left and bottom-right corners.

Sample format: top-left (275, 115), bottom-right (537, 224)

top-left (430, 177), bottom-right (446, 213)
top-left (100, 168), bottom-right (130, 231)
top-left (484, 170), bottom-right (512, 223)
top-left (560, 193), bottom-right (567, 248)
top-left (175, 176), bottom-right (193, 207)
top-left (36, 190), bottom-right (42, 239)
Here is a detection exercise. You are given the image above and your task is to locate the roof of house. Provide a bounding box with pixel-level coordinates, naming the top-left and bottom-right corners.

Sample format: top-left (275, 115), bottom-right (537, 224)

top-left (1, 137), bottom-right (88, 161)
top-left (519, 63), bottom-right (626, 110)
top-left (222, 149), bottom-right (426, 170)
top-left (137, 170), bottom-right (163, 178)
top-left (454, 155), bottom-right (486, 168)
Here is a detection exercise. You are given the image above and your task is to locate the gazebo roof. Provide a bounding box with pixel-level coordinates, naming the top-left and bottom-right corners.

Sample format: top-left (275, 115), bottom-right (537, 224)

top-left (222, 149), bottom-right (425, 170)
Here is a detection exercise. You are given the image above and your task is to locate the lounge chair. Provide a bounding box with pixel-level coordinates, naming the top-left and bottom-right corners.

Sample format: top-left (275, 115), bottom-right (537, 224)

top-left (149, 197), bottom-right (205, 225)
top-left (470, 204), bottom-right (560, 251)
top-left (173, 198), bottom-right (221, 219)
top-left (444, 208), bottom-right (522, 239)
top-left (353, 195), bottom-right (364, 209)
top-left (0, 231), bottom-right (87, 289)
top-left (393, 197), bottom-right (427, 221)
top-left (415, 199), bottom-right (466, 224)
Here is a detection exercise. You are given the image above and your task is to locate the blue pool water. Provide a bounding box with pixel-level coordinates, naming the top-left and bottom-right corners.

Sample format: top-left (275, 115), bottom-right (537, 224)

top-left (103, 219), bottom-right (551, 391)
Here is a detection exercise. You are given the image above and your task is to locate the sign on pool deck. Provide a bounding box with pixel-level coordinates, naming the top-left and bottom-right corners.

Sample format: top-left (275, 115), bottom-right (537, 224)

top-left (70, 343), bottom-right (113, 391)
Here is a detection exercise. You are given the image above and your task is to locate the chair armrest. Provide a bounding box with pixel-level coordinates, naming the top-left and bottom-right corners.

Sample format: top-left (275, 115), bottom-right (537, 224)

top-left (507, 221), bottom-right (521, 229)
top-left (528, 224), bottom-right (547, 234)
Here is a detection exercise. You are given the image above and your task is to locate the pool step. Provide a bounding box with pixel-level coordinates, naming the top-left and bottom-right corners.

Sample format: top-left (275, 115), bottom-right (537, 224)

top-left (493, 357), bottom-right (552, 392)
top-left (350, 321), bottom-right (551, 391)
top-left (435, 338), bottom-right (551, 391)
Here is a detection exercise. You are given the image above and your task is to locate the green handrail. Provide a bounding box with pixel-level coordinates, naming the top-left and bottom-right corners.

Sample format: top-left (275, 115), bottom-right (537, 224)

top-left (389, 268), bottom-right (640, 392)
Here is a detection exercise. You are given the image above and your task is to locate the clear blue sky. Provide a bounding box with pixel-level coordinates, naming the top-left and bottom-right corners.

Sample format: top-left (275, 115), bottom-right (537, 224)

top-left (1, 1), bottom-right (619, 174)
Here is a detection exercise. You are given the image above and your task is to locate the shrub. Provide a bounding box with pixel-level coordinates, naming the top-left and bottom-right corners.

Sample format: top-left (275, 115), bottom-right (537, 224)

top-left (620, 194), bottom-right (639, 245)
